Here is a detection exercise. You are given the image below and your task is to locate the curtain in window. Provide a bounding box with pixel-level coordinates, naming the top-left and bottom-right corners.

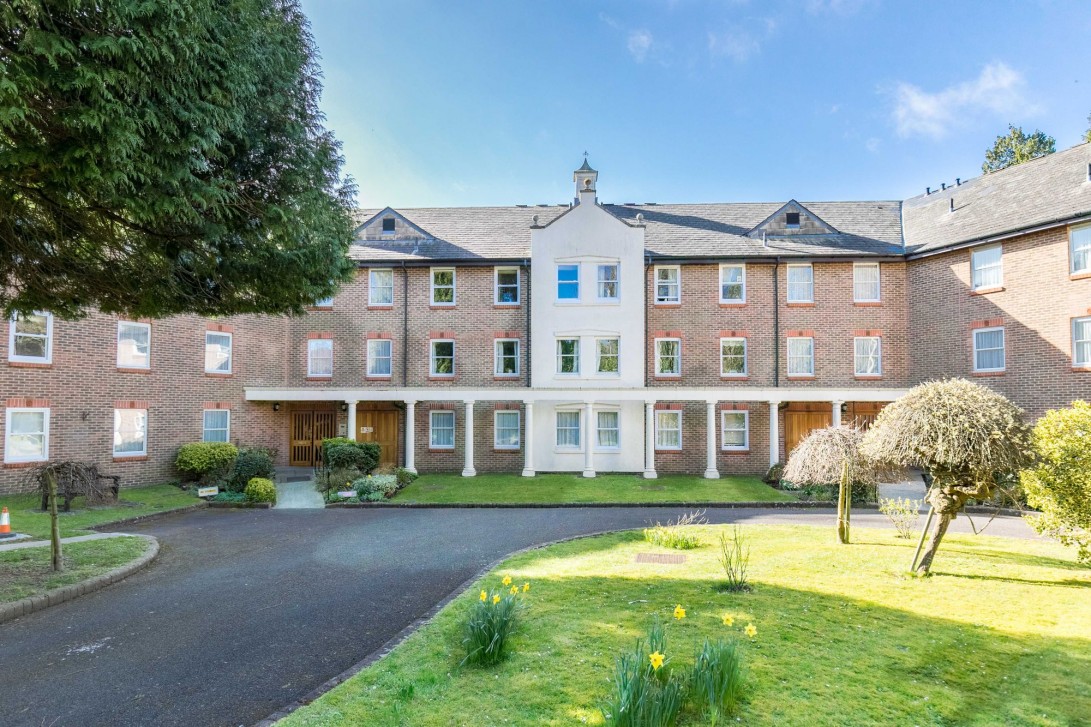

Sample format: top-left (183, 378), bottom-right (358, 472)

top-left (556, 411), bottom-right (581, 448)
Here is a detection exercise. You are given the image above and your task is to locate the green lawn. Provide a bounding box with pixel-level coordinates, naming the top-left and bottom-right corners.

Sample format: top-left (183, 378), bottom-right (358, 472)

top-left (393, 473), bottom-right (794, 504)
top-left (0, 536), bottom-right (151, 603)
top-left (0, 484), bottom-right (201, 539)
top-left (279, 524), bottom-right (1091, 727)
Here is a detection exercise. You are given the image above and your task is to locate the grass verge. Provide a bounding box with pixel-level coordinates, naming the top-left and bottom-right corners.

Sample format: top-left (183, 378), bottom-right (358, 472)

top-left (0, 536), bottom-right (151, 603)
top-left (393, 473), bottom-right (793, 505)
top-left (0, 484), bottom-right (200, 539)
top-left (278, 524), bottom-right (1091, 726)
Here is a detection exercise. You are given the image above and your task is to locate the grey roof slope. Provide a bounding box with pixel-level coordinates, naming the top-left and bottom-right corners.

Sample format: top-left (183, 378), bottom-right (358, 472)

top-left (350, 200), bottom-right (904, 262)
top-left (903, 142), bottom-right (1091, 254)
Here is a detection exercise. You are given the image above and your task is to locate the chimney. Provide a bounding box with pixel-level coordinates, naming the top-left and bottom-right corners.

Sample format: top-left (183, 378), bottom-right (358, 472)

top-left (926, 187), bottom-right (931, 195)
top-left (941, 182), bottom-right (946, 191)
top-left (956, 178), bottom-right (961, 186)
top-left (949, 198), bottom-right (954, 213)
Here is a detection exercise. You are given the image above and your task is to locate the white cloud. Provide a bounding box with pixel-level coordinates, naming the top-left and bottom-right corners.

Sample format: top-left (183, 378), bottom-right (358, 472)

top-left (707, 16), bottom-right (777, 63)
top-left (865, 137), bottom-right (881, 153)
top-left (627, 29), bottom-right (653, 62)
top-left (891, 62), bottom-right (1035, 138)
top-left (806, 0), bottom-right (872, 14)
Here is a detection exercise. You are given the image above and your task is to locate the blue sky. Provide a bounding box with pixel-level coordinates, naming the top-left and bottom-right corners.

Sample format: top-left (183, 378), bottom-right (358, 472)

top-left (301, 0), bottom-right (1091, 209)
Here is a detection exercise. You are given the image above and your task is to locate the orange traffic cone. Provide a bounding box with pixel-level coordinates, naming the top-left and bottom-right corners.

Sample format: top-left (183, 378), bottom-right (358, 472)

top-left (0, 506), bottom-right (13, 539)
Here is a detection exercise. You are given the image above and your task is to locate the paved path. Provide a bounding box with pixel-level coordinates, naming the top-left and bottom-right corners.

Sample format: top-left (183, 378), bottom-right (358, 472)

top-left (0, 531), bottom-right (136, 552)
top-left (274, 480), bottom-right (324, 509)
top-left (0, 506), bottom-right (1037, 727)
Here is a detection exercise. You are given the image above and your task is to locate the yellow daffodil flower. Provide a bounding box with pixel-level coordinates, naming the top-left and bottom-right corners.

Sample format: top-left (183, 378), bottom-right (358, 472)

top-left (510, 585), bottom-right (518, 595)
top-left (492, 594), bottom-right (501, 604)
top-left (479, 590), bottom-right (487, 602)
top-left (502, 576), bottom-right (512, 586)
top-left (673, 604), bottom-right (686, 620)
top-left (648, 651), bottom-right (664, 670)
top-left (522, 582), bottom-right (530, 592)
top-left (745, 623), bottom-right (757, 638)
top-left (722, 614), bottom-right (734, 627)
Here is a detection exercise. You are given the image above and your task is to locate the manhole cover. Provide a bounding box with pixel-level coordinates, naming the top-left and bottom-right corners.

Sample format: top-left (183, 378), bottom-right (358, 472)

top-left (639, 485), bottom-right (666, 491)
top-left (635, 553), bottom-right (687, 565)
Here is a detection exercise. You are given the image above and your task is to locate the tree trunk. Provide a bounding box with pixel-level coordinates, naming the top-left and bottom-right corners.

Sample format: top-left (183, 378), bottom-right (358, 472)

top-left (914, 511), bottom-right (953, 574)
top-left (836, 460), bottom-right (850, 544)
top-left (46, 469), bottom-right (63, 572)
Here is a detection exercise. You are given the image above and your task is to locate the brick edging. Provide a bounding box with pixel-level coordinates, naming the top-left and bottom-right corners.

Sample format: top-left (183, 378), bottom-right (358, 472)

top-left (89, 501), bottom-right (209, 532)
top-left (0, 535), bottom-right (159, 625)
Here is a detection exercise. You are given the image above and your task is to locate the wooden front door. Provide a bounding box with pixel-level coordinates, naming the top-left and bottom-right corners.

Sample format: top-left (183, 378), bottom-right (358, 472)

top-left (356, 408), bottom-right (400, 469)
top-left (784, 407), bottom-right (833, 459)
top-left (289, 410), bottom-right (338, 466)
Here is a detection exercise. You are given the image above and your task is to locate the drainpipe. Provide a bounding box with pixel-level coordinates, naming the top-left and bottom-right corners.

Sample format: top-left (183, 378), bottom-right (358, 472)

top-left (523, 258), bottom-right (531, 386)
top-left (401, 261), bottom-right (409, 386)
top-left (773, 257), bottom-right (781, 388)
top-left (644, 255), bottom-right (652, 388)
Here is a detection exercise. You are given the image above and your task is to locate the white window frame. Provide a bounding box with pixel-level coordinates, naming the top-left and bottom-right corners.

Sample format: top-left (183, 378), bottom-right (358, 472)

top-left (494, 338), bottom-right (520, 377)
top-left (204, 331), bottom-right (233, 374)
top-left (366, 339), bottom-right (393, 378)
top-left (430, 268), bottom-right (456, 306)
top-left (595, 410), bottom-right (621, 451)
top-left (113, 408), bottom-right (148, 458)
top-left (596, 263), bottom-right (620, 302)
top-left (494, 267), bottom-right (520, 305)
top-left (853, 336), bottom-right (882, 376)
top-left (971, 245), bottom-right (1003, 291)
top-left (786, 263), bottom-right (814, 303)
top-left (556, 338), bottom-right (580, 375)
top-left (654, 338), bottom-right (682, 377)
top-left (595, 337), bottom-right (620, 375)
top-left (1071, 223), bottom-right (1091, 275)
top-left (720, 410), bottom-right (749, 451)
top-left (381, 216), bottom-right (396, 236)
top-left (307, 338), bottom-right (333, 378)
top-left (202, 409), bottom-right (231, 443)
top-left (117, 321), bottom-right (151, 369)
top-left (429, 339), bottom-right (456, 377)
top-left (429, 410), bottom-right (455, 449)
top-left (972, 326), bottom-right (1006, 373)
top-left (719, 264), bottom-right (746, 303)
top-left (556, 264), bottom-right (580, 302)
top-left (1073, 316), bottom-right (1091, 367)
top-left (313, 294), bottom-right (334, 308)
top-left (853, 262), bottom-right (881, 303)
top-left (654, 265), bottom-right (681, 304)
top-left (787, 336), bottom-right (815, 376)
top-left (8, 311), bottom-right (53, 364)
top-left (720, 337), bottom-right (747, 377)
top-left (494, 410), bottom-right (521, 450)
top-left (655, 410), bottom-right (682, 451)
top-left (555, 409), bottom-right (582, 451)
top-left (368, 268), bottom-right (394, 306)
top-left (4, 407), bottom-right (49, 463)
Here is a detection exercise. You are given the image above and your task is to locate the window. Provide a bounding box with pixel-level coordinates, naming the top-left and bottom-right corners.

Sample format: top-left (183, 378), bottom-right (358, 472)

top-left (721, 411), bottom-right (749, 451)
top-left (430, 340), bottom-right (455, 376)
top-left (367, 339), bottom-right (392, 377)
top-left (382, 216), bottom-right (396, 234)
top-left (307, 339), bottom-right (333, 377)
top-left (202, 410), bottom-right (230, 443)
top-left (204, 332), bottom-right (232, 374)
top-left (719, 265), bottom-right (745, 303)
top-left (430, 411), bottom-right (455, 449)
top-left (596, 264), bottom-right (619, 300)
top-left (8, 311), bottom-right (52, 364)
top-left (971, 245), bottom-right (1003, 290)
top-left (787, 264), bottom-right (814, 303)
top-left (369, 269), bottom-right (394, 306)
top-left (787, 337), bottom-right (814, 376)
top-left (431, 268), bottom-right (456, 305)
top-left (596, 411), bottom-right (620, 450)
top-left (556, 411), bottom-right (581, 449)
top-left (654, 266), bottom-right (680, 304)
top-left (854, 337), bottom-right (882, 376)
top-left (117, 321), bottom-right (150, 369)
top-left (973, 327), bottom-right (1006, 372)
top-left (655, 410), bottom-right (682, 450)
top-left (313, 295), bottom-right (334, 308)
top-left (785, 211), bottom-right (801, 228)
top-left (495, 267), bottom-right (520, 304)
top-left (494, 339), bottom-right (520, 376)
top-left (1073, 317), bottom-right (1091, 367)
top-left (655, 338), bottom-right (681, 376)
top-left (557, 264), bottom-right (579, 300)
top-left (596, 338), bottom-right (619, 374)
top-left (557, 338), bottom-right (580, 374)
top-left (4, 408), bottom-right (48, 463)
top-left (1072, 223), bottom-right (1091, 274)
top-left (853, 263), bottom-right (881, 302)
top-left (720, 338), bottom-right (747, 377)
top-left (494, 410), bottom-right (520, 450)
top-left (113, 408), bottom-right (147, 457)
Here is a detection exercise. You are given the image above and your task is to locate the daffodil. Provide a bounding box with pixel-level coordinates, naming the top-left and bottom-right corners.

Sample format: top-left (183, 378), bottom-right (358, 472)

top-left (722, 614), bottom-right (734, 627)
top-left (745, 623), bottom-right (757, 638)
top-left (648, 651), bottom-right (664, 670)
top-left (522, 582), bottom-right (530, 592)
top-left (480, 590), bottom-right (487, 602)
top-left (502, 576), bottom-right (512, 586)
top-left (510, 585), bottom-right (518, 595)
top-left (492, 594), bottom-right (501, 604)
top-left (673, 604), bottom-right (686, 620)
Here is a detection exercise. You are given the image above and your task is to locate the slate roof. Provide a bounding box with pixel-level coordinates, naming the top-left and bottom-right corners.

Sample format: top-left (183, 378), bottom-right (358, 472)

top-left (903, 142), bottom-right (1091, 255)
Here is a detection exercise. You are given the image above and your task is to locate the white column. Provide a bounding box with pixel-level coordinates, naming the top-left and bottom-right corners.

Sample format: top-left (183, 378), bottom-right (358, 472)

top-left (704, 400), bottom-right (719, 479)
top-left (643, 400), bottom-right (658, 479)
top-left (521, 401), bottom-right (535, 477)
top-left (832, 400), bottom-right (844, 429)
top-left (582, 401), bottom-right (596, 478)
top-left (462, 400), bottom-right (476, 477)
top-left (404, 400), bottom-right (417, 474)
top-left (346, 400), bottom-right (358, 441)
top-left (768, 401), bottom-right (781, 468)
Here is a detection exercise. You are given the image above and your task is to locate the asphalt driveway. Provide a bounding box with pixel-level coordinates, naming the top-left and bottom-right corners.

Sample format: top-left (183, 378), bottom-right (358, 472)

top-left (0, 506), bottom-right (1035, 727)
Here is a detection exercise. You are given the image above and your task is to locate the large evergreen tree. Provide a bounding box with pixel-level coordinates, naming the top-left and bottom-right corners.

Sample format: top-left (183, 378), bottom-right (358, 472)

top-left (0, 0), bottom-right (355, 319)
top-left (981, 125), bottom-right (1056, 174)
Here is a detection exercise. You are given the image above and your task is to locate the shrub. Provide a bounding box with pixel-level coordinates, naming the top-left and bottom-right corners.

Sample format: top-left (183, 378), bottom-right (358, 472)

top-left (395, 467), bottom-right (418, 489)
top-left (643, 511), bottom-right (706, 550)
top-left (717, 527), bottom-right (750, 593)
top-left (1021, 400), bottom-right (1091, 564)
top-left (878, 497), bottom-right (922, 539)
top-left (762, 462), bottom-right (784, 486)
top-left (602, 617), bottom-right (685, 727)
top-left (314, 465), bottom-right (362, 501)
top-left (175, 442), bottom-right (238, 483)
top-left (227, 447), bottom-right (275, 492)
top-left (244, 477), bottom-right (276, 504)
top-left (321, 438), bottom-right (380, 474)
top-left (353, 474), bottom-right (399, 499)
top-left (690, 638), bottom-right (744, 724)
top-left (362, 491), bottom-right (385, 502)
top-left (461, 579), bottom-right (528, 667)
top-left (210, 490), bottom-right (247, 503)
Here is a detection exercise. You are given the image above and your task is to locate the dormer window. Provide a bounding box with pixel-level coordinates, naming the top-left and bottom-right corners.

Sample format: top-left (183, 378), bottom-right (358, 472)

top-left (381, 217), bottom-right (396, 234)
top-left (785, 212), bottom-right (800, 229)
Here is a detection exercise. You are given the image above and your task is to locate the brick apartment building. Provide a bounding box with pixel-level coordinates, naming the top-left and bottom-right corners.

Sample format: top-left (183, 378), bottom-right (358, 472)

top-left (2, 145), bottom-right (1090, 493)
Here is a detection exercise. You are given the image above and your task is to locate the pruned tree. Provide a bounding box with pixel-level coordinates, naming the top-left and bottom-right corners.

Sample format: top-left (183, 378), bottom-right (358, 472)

top-left (862, 379), bottom-right (1032, 574)
top-left (1084, 112), bottom-right (1091, 144)
top-left (982, 125), bottom-right (1055, 174)
top-left (783, 426), bottom-right (890, 544)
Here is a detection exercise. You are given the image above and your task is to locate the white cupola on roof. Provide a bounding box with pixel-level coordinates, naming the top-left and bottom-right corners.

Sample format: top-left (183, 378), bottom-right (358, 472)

top-left (573, 155), bottom-right (598, 204)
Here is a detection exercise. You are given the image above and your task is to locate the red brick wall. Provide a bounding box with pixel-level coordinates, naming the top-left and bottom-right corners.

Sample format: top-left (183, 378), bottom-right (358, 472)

top-left (412, 400), bottom-right (526, 474)
top-left (651, 401), bottom-right (771, 476)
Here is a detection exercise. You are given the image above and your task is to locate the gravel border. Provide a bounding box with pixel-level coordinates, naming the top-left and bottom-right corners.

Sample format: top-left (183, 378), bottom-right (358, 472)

top-left (0, 534), bottom-right (159, 625)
